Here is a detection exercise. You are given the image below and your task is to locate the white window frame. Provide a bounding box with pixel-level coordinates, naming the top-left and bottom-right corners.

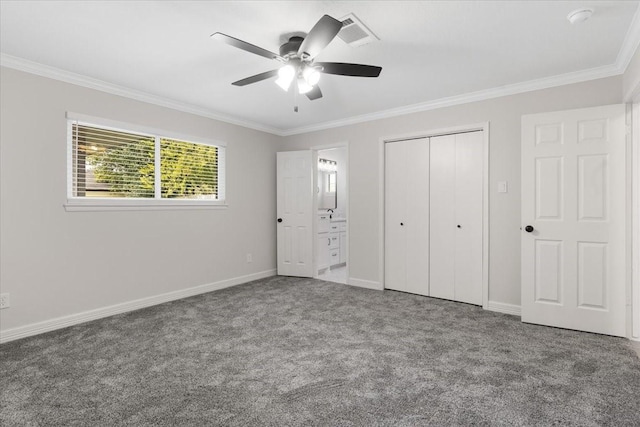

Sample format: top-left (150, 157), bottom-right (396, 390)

top-left (65, 112), bottom-right (227, 211)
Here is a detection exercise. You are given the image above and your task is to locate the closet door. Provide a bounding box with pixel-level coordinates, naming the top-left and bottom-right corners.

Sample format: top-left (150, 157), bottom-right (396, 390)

top-left (430, 132), bottom-right (483, 305)
top-left (454, 132), bottom-right (483, 305)
top-left (384, 138), bottom-right (430, 295)
top-left (385, 141), bottom-right (407, 291)
top-left (429, 135), bottom-right (456, 300)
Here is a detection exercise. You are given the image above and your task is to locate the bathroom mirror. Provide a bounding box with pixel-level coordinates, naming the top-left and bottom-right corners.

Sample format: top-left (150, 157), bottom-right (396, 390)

top-left (318, 159), bottom-right (337, 210)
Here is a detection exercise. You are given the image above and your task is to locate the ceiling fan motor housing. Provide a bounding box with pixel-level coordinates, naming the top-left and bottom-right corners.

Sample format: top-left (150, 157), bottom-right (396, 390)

top-left (280, 36), bottom-right (304, 58)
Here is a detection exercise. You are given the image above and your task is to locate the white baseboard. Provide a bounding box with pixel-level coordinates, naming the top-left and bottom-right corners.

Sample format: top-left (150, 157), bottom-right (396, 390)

top-left (0, 269), bottom-right (276, 344)
top-left (628, 340), bottom-right (640, 359)
top-left (347, 277), bottom-right (383, 290)
top-left (485, 300), bottom-right (522, 317)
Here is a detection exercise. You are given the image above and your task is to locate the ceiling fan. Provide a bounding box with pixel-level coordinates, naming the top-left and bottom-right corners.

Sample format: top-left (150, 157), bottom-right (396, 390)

top-left (211, 14), bottom-right (382, 105)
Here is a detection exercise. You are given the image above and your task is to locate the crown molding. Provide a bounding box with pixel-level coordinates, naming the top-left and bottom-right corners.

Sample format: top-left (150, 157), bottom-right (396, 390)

top-left (1, 44), bottom-right (633, 138)
top-left (615, 4), bottom-right (640, 72)
top-left (280, 63), bottom-right (621, 136)
top-left (0, 53), bottom-right (283, 136)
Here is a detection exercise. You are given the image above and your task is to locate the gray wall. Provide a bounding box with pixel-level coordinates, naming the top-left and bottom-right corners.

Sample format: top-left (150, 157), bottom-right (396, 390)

top-left (0, 67), bottom-right (280, 332)
top-left (279, 76), bottom-right (623, 307)
top-left (624, 44), bottom-right (640, 101)
top-left (1, 61), bottom-right (634, 335)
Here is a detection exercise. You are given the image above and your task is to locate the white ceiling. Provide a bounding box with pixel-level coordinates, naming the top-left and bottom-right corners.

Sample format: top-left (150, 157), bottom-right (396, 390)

top-left (1, 1), bottom-right (639, 135)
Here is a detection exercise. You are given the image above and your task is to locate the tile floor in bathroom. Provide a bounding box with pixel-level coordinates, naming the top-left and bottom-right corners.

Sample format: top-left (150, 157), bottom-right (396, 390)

top-left (317, 265), bottom-right (347, 284)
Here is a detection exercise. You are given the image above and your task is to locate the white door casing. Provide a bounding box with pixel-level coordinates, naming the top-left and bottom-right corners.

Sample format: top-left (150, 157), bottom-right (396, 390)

top-left (521, 104), bottom-right (626, 337)
top-left (277, 151), bottom-right (314, 277)
top-left (633, 102), bottom-right (640, 341)
top-left (384, 138), bottom-right (430, 295)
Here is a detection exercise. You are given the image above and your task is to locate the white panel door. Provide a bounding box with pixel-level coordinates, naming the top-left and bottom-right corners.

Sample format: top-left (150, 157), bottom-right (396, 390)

top-left (384, 138), bottom-right (430, 295)
top-left (430, 132), bottom-right (483, 305)
top-left (277, 151), bottom-right (314, 277)
top-left (521, 104), bottom-right (626, 336)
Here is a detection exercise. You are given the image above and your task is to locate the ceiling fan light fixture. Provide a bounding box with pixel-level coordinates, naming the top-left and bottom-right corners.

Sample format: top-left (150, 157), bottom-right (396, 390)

top-left (297, 77), bottom-right (313, 94)
top-left (275, 64), bottom-right (295, 91)
top-left (303, 66), bottom-right (321, 86)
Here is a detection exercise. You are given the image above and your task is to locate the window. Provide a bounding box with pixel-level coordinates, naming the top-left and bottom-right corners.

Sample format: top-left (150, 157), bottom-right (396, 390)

top-left (66, 114), bottom-right (226, 210)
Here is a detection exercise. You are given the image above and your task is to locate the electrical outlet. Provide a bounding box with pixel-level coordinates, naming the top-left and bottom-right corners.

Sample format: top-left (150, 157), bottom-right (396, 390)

top-left (246, 253), bottom-right (253, 263)
top-left (0, 293), bottom-right (10, 309)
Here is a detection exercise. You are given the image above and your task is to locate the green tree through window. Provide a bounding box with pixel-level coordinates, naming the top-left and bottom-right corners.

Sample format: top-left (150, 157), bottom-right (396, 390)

top-left (89, 137), bottom-right (155, 198)
top-left (160, 139), bottom-right (218, 199)
top-left (74, 123), bottom-right (219, 200)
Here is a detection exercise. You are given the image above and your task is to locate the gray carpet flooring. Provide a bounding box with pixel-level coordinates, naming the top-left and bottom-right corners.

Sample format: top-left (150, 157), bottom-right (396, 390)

top-left (1, 276), bottom-right (640, 426)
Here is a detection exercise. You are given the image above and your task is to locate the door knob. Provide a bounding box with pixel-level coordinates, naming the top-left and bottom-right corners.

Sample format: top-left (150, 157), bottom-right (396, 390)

top-left (400, 222), bottom-right (404, 226)
top-left (524, 225), bottom-right (534, 233)
top-left (457, 225), bottom-right (461, 228)
top-left (277, 218), bottom-right (283, 223)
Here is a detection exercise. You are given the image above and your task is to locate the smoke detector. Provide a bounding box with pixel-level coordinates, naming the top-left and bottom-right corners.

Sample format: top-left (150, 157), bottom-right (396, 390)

top-left (567, 8), bottom-right (594, 24)
top-left (338, 13), bottom-right (379, 47)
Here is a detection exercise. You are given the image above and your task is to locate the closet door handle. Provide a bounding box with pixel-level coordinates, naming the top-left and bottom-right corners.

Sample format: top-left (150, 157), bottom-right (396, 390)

top-left (328, 238), bottom-right (331, 246)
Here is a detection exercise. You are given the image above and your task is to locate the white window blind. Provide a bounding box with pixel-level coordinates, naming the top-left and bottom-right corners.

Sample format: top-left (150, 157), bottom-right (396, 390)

top-left (68, 118), bottom-right (225, 206)
top-left (71, 123), bottom-right (155, 198)
top-left (159, 138), bottom-right (222, 200)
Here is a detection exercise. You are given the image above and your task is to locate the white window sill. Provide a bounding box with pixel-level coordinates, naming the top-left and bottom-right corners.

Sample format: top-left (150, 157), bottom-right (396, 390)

top-left (64, 198), bottom-right (228, 212)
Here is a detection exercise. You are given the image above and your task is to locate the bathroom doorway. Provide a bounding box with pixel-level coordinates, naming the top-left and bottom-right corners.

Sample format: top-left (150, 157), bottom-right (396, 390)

top-left (315, 146), bottom-right (348, 284)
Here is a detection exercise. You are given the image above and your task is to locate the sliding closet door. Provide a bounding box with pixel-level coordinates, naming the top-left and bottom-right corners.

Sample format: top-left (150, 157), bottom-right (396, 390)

top-left (385, 138), bottom-right (430, 295)
top-left (430, 131), bottom-right (483, 305)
